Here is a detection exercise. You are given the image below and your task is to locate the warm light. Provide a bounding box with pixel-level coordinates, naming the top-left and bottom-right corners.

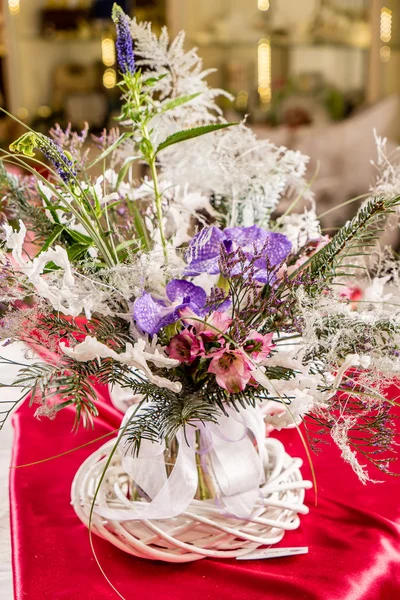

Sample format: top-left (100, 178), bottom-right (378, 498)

top-left (8, 0), bottom-right (20, 16)
top-left (101, 37), bottom-right (116, 67)
top-left (380, 7), bottom-right (392, 43)
top-left (16, 107), bottom-right (28, 120)
top-left (380, 45), bottom-right (391, 62)
top-left (258, 38), bottom-right (271, 104)
top-left (236, 90), bottom-right (249, 110)
top-left (103, 68), bottom-right (117, 89)
top-left (258, 0), bottom-right (270, 11)
top-left (37, 105), bottom-right (52, 118)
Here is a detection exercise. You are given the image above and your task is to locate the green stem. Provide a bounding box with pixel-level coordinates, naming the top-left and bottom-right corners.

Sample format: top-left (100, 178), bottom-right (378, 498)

top-left (195, 430), bottom-right (210, 500)
top-left (102, 159), bottom-right (119, 263)
top-left (127, 199), bottom-right (151, 250)
top-left (148, 153), bottom-right (168, 262)
top-left (132, 87), bottom-right (168, 262)
top-left (0, 150), bottom-right (117, 267)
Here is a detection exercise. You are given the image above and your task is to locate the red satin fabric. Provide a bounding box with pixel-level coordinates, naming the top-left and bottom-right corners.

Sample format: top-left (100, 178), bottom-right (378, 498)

top-left (10, 387), bottom-right (400, 600)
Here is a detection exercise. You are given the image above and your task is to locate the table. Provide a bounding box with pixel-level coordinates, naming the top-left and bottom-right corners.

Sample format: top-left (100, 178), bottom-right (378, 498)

top-left (0, 342), bottom-right (35, 600)
top-left (5, 345), bottom-right (400, 600)
top-left (0, 417), bottom-right (13, 599)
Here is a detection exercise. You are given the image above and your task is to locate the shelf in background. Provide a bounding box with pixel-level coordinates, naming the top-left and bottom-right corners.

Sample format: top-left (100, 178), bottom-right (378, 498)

top-left (25, 35), bottom-right (103, 44)
top-left (190, 37), bottom-right (371, 51)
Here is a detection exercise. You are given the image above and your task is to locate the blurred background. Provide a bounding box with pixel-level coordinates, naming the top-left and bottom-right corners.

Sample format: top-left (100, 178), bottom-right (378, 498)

top-left (0, 0), bottom-right (399, 229)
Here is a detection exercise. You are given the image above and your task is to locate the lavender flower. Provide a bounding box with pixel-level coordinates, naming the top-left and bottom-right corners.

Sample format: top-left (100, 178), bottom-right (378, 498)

top-left (10, 132), bottom-right (76, 183)
top-left (50, 122), bottom-right (90, 167)
top-left (133, 279), bottom-right (207, 335)
top-left (185, 225), bottom-right (292, 282)
top-left (112, 4), bottom-right (135, 76)
top-left (91, 127), bottom-right (120, 152)
top-left (36, 136), bottom-right (76, 183)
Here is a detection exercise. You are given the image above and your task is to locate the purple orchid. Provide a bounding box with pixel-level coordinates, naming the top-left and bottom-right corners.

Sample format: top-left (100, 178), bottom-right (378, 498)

top-left (185, 225), bottom-right (292, 283)
top-left (133, 279), bottom-right (207, 336)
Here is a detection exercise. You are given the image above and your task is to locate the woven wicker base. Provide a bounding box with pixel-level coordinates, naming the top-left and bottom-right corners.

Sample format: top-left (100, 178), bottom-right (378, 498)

top-left (71, 437), bottom-right (312, 562)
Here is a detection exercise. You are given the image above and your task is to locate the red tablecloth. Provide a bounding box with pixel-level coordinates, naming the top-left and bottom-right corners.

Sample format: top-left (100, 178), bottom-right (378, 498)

top-left (10, 387), bottom-right (400, 600)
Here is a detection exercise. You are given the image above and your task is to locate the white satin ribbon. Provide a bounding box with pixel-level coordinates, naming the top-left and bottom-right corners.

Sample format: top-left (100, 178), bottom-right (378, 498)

top-left (96, 403), bottom-right (266, 522)
top-left (108, 380), bottom-right (143, 414)
top-left (205, 408), bottom-right (266, 518)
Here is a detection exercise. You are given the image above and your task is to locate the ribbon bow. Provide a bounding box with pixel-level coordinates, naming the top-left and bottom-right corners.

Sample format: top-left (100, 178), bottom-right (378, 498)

top-left (96, 404), bottom-right (267, 521)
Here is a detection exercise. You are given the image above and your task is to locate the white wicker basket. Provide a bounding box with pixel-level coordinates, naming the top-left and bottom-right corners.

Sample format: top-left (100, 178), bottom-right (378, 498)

top-left (71, 437), bottom-right (312, 562)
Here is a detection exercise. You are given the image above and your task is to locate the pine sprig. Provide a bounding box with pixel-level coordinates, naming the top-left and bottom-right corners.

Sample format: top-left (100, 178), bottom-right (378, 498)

top-left (39, 313), bottom-right (132, 349)
top-left (306, 195), bottom-right (400, 281)
top-left (122, 382), bottom-right (221, 455)
top-left (118, 365), bottom-right (298, 456)
top-left (2, 357), bottom-right (100, 430)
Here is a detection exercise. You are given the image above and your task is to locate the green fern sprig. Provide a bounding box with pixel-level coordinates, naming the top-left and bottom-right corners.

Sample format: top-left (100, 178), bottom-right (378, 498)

top-left (0, 163), bottom-right (53, 240)
top-left (39, 313), bottom-right (132, 349)
top-left (123, 387), bottom-right (221, 455)
top-left (292, 195), bottom-right (400, 284)
top-left (1, 357), bottom-right (99, 430)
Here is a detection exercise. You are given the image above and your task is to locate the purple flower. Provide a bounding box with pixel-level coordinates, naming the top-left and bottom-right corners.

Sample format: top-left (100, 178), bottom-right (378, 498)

top-left (133, 279), bottom-right (207, 336)
top-left (185, 225), bottom-right (292, 282)
top-left (185, 227), bottom-right (226, 275)
top-left (112, 4), bottom-right (135, 76)
top-left (36, 136), bottom-right (76, 183)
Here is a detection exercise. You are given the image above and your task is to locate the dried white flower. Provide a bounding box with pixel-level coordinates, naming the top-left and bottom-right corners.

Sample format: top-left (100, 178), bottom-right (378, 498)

top-left (60, 336), bottom-right (181, 393)
top-left (129, 19), bottom-right (230, 125)
top-left (363, 276), bottom-right (392, 303)
top-left (158, 123), bottom-right (313, 227)
top-left (2, 219), bottom-right (26, 266)
top-left (332, 354), bottom-right (371, 391)
top-left (263, 388), bottom-right (314, 430)
top-left (370, 129), bottom-right (400, 201)
top-left (277, 209), bottom-right (322, 253)
top-left (331, 417), bottom-right (376, 484)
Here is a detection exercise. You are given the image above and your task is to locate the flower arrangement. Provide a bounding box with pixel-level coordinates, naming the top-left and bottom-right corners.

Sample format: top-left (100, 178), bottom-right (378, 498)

top-left (2, 5), bottom-right (400, 557)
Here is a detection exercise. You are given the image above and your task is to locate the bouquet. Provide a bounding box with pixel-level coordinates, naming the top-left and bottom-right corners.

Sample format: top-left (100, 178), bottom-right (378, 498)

top-left (2, 4), bottom-right (400, 564)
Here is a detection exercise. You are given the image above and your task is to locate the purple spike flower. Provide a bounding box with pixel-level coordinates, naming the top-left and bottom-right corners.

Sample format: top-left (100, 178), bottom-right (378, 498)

top-left (133, 279), bottom-right (207, 336)
top-left (185, 225), bottom-right (292, 282)
top-left (36, 136), bottom-right (76, 183)
top-left (112, 4), bottom-right (135, 76)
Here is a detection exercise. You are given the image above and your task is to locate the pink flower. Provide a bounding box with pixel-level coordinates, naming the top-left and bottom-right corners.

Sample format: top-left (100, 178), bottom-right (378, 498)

top-left (244, 331), bottom-right (274, 363)
top-left (208, 349), bottom-right (253, 393)
top-left (180, 307), bottom-right (232, 338)
top-left (278, 236), bottom-right (330, 278)
top-left (205, 311), bottom-right (233, 336)
top-left (339, 285), bottom-right (363, 308)
top-left (167, 330), bottom-right (205, 363)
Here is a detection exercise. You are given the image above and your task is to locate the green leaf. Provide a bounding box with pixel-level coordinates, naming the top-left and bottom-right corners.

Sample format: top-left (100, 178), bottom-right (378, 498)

top-left (102, 200), bottom-right (122, 212)
top-left (115, 239), bottom-right (139, 253)
top-left (116, 155), bottom-right (140, 190)
top-left (36, 188), bottom-right (63, 225)
top-left (155, 122), bottom-right (238, 154)
top-left (67, 244), bottom-right (90, 262)
top-left (127, 200), bottom-right (151, 251)
top-left (66, 228), bottom-right (93, 245)
top-left (143, 73), bottom-right (168, 86)
top-left (160, 93), bottom-right (201, 114)
top-left (45, 204), bottom-right (70, 213)
top-left (88, 132), bottom-right (133, 168)
top-left (36, 225), bottom-right (64, 255)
